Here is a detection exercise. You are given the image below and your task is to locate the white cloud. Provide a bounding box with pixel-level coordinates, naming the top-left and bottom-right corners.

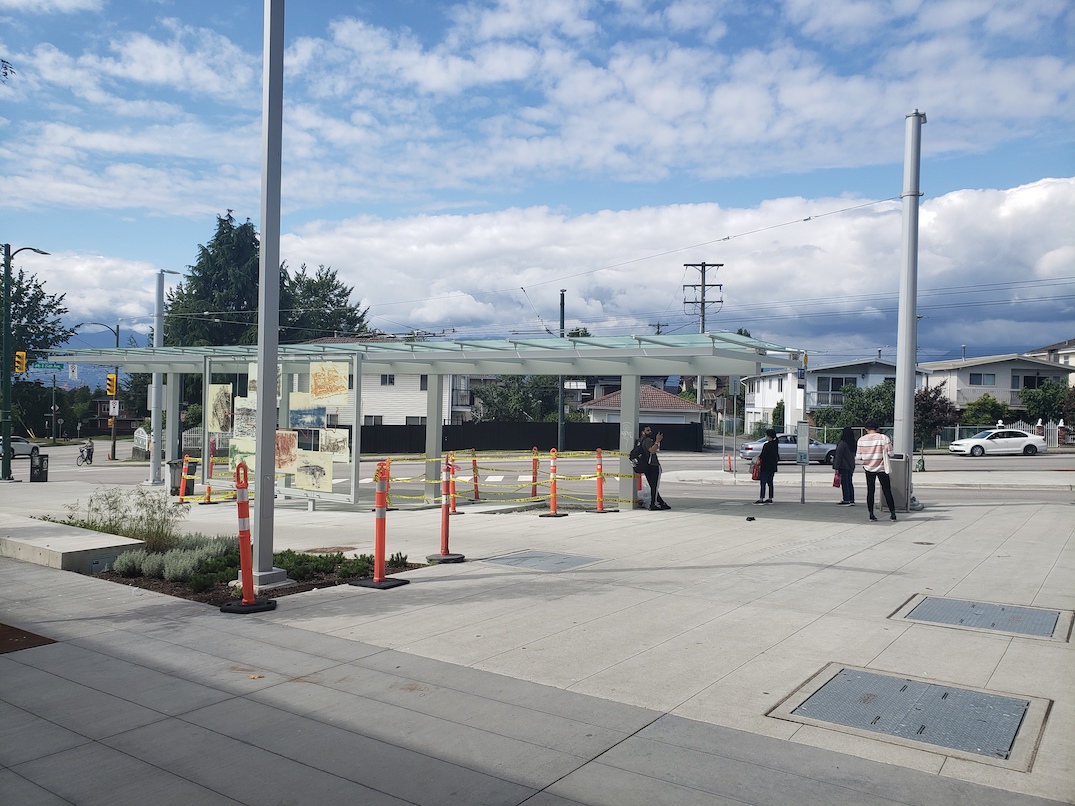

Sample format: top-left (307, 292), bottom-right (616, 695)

top-left (0, 0), bottom-right (101, 11)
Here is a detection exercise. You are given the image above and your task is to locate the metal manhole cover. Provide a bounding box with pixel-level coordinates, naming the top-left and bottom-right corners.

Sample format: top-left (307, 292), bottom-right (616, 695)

top-left (771, 663), bottom-right (1052, 770)
top-left (896, 595), bottom-right (1068, 639)
top-left (483, 550), bottom-right (601, 572)
top-left (791, 668), bottom-right (1028, 759)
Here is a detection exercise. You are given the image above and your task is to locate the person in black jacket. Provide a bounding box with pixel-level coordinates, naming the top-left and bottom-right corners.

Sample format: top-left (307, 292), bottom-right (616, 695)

top-left (833, 426), bottom-right (857, 506)
top-left (640, 425), bottom-right (670, 510)
top-left (753, 429), bottom-right (779, 504)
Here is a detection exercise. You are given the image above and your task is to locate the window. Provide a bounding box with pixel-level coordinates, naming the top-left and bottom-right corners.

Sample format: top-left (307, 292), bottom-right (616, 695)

top-left (420, 375), bottom-right (428, 391)
top-left (818, 376), bottom-right (857, 392)
top-left (777, 377), bottom-right (784, 393)
top-left (326, 414), bottom-right (338, 427)
top-left (969, 373), bottom-right (996, 386)
top-left (380, 374), bottom-right (394, 386)
top-left (363, 415), bottom-right (383, 426)
top-left (405, 416), bottom-right (427, 426)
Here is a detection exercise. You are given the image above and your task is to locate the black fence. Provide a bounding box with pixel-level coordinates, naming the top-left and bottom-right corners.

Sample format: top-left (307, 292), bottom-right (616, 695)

top-left (356, 421), bottom-right (704, 455)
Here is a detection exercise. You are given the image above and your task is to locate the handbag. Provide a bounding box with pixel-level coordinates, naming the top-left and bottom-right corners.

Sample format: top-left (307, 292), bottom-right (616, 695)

top-left (832, 470), bottom-right (841, 488)
top-left (751, 462), bottom-right (761, 481)
top-left (882, 447), bottom-right (891, 475)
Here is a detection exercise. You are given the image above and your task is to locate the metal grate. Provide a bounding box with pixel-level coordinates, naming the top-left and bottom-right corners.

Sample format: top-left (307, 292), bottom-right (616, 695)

top-left (483, 550), bottom-right (601, 572)
top-left (906, 597), bottom-right (1060, 637)
top-left (792, 668), bottom-right (1029, 759)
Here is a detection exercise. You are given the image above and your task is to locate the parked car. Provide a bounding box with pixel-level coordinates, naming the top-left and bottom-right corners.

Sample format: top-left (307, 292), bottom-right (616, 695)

top-left (738, 433), bottom-right (837, 464)
top-left (948, 429), bottom-right (1046, 457)
top-left (0, 435), bottom-right (41, 458)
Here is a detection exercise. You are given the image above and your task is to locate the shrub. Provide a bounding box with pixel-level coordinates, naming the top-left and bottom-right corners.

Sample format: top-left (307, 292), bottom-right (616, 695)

top-left (141, 553), bottom-right (166, 579)
top-left (62, 487), bottom-right (188, 552)
top-left (113, 549), bottom-right (147, 577)
top-left (163, 550), bottom-right (201, 583)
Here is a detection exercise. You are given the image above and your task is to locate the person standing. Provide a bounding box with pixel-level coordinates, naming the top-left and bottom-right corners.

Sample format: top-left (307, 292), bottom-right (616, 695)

top-left (834, 427), bottom-right (857, 506)
top-left (856, 421), bottom-right (897, 521)
top-left (640, 425), bottom-right (670, 511)
top-left (753, 428), bottom-right (779, 504)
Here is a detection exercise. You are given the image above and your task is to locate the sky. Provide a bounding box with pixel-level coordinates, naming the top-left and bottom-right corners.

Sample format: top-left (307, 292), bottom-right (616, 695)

top-left (1, 0), bottom-right (1073, 374)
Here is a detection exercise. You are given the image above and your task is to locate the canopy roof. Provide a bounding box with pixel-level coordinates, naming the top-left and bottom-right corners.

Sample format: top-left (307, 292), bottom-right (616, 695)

top-left (49, 332), bottom-right (804, 377)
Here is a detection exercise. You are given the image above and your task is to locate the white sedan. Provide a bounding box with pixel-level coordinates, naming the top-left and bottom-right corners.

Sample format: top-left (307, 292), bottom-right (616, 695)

top-left (948, 429), bottom-right (1047, 457)
top-left (0, 435), bottom-right (42, 457)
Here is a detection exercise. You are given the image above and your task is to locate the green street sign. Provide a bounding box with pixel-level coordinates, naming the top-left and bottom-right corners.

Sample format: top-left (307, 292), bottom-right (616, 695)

top-left (32, 362), bottom-right (64, 371)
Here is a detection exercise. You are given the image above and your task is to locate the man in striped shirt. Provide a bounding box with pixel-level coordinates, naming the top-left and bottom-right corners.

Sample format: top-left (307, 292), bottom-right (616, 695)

top-left (856, 421), bottom-right (897, 522)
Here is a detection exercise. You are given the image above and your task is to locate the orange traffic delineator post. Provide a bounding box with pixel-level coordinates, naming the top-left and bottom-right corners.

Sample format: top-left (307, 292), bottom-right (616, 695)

top-left (470, 448), bottom-right (480, 501)
top-left (220, 462), bottom-right (276, 614)
top-left (428, 455), bottom-right (465, 564)
top-left (588, 447), bottom-right (611, 513)
top-left (530, 446), bottom-right (539, 499)
top-left (178, 454), bottom-right (190, 503)
top-left (448, 451), bottom-right (463, 515)
top-left (725, 454), bottom-right (733, 471)
top-left (353, 461), bottom-right (411, 588)
top-left (539, 447), bottom-right (569, 518)
top-left (635, 471), bottom-right (645, 508)
top-left (197, 484), bottom-right (219, 505)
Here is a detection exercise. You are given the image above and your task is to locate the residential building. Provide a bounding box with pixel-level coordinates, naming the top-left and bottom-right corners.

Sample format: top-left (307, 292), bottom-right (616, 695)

top-left (582, 384), bottom-right (707, 424)
top-left (918, 354), bottom-right (1073, 411)
top-left (1024, 338), bottom-right (1075, 367)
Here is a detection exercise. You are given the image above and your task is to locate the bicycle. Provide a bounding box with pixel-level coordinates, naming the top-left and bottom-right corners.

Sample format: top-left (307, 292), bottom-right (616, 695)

top-left (77, 447), bottom-right (94, 466)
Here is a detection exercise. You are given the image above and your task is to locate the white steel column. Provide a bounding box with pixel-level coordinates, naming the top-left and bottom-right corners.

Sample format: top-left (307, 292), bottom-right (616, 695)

top-left (252, 0), bottom-right (287, 587)
top-left (893, 110), bottom-right (926, 461)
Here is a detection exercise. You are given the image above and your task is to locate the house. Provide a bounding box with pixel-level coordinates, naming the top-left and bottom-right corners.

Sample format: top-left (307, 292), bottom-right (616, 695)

top-left (743, 359), bottom-right (927, 432)
top-left (582, 384), bottom-right (707, 424)
top-left (1024, 338), bottom-right (1075, 368)
top-left (918, 354), bottom-right (1074, 411)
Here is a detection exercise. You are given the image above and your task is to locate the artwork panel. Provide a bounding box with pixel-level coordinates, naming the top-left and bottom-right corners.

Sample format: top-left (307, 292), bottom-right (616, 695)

top-left (229, 438), bottom-right (256, 473)
top-left (275, 430), bottom-right (299, 474)
top-left (233, 396), bottom-right (257, 440)
top-left (208, 383), bottom-right (233, 433)
top-left (320, 428), bottom-right (350, 461)
top-left (310, 361), bottom-right (350, 406)
top-left (295, 449), bottom-right (333, 492)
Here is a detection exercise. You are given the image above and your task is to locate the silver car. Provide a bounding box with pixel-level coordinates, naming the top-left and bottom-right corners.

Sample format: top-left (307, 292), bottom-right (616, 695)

top-left (1, 435), bottom-right (42, 458)
top-left (738, 433), bottom-right (837, 464)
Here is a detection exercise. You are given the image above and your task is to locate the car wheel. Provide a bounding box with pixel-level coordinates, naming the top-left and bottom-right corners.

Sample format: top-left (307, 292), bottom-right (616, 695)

top-left (1023, 445), bottom-right (1037, 456)
top-left (824, 451), bottom-right (835, 465)
top-left (30, 446), bottom-right (39, 457)
top-left (970, 445), bottom-right (985, 457)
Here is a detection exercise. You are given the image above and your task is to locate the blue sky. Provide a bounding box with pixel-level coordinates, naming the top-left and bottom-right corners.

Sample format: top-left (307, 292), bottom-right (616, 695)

top-left (1, 0), bottom-right (1072, 372)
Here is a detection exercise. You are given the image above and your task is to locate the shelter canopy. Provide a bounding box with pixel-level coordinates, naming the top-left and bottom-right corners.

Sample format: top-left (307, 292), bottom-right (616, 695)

top-left (49, 332), bottom-right (804, 377)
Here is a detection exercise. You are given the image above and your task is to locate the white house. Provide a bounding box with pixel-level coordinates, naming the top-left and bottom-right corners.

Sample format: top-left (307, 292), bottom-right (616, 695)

top-left (743, 359), bottom-right (927, 432)
top-left (1025, 338), bottom-right (1075, 368)
top-left (918, 354), bottom-right (1073, 412)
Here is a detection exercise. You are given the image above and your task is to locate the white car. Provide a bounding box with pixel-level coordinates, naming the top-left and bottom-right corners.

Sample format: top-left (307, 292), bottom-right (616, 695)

top-left (0, 435), bottom-right (42, 458)
top-left (948, 429), bottom-right (1046, 457)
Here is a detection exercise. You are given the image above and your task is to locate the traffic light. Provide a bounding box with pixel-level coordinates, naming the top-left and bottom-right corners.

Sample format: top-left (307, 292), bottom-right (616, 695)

top-left (14, 351), bottom-right (26, 372)
top-left (106, 373), bottom-right (117, 396)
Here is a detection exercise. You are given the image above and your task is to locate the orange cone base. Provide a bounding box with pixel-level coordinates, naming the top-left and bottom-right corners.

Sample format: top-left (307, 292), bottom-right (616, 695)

top-left (426, 552), bottom-right (465, 564)
top-left (586, 508), bottom-right (617, 514)
top-left (220, 599), bottom-right (277, 614)
top-left (538, 512), bottom-right (569, 518)
top-left (349, 577), bottom-right (410, 590)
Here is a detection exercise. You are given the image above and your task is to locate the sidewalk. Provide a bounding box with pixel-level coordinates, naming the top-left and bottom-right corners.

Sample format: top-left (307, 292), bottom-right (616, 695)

top-left (1, 467), bottom-right (1073, 804)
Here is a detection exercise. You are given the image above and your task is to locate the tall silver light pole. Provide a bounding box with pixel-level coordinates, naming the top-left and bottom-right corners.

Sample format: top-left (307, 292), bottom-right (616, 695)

top-left (147, 269), bottom-right (180, 485)
top-left (557, 288), bottom-right (565, 452)
top-left (893, 110), bottom-right (926, 462)
top-left (3, 244), bottom-right (50, 482)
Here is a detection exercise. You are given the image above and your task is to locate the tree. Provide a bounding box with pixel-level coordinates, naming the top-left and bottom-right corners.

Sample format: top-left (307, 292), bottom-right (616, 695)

top-left (6, 266), bottom-right (77, 360)
top-left (771, 399), bottom-right (785, 432)
top-left (282, 264), bottom-right (369, 342)
top-left (914, 383), bottom-right (957, 457)
top-left (1020, 380), bottom-right (1067, 423)
top-left (832, 381), bottom-right (896, 428)
top-left (165, 213), bottom-right (371, 347)
top-left (735, 327), bottom-right (751, 338)
top-left (962, 393), bottom-right (1010, 426)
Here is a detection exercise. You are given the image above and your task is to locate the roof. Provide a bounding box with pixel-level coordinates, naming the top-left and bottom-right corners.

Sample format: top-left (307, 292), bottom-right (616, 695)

top-left (919, 354), bottom-right (1075, 373)
top-left (1026, 337), bottom-right (1075, 353)
top-left (49, 332), bottom-right (804, 378)
top-left (583, 384), bottom-right (707, 412)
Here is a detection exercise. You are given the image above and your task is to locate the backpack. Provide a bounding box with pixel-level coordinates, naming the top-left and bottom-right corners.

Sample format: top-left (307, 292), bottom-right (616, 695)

top-left (629, 440), bottom-right (648, 474)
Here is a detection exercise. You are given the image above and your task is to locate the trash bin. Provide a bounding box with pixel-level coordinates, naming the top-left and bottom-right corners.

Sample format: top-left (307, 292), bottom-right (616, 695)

top-left (29, 453), bottom-right (49, 482)
top-left (887, 453), bottom-right (910, 512)
top-left (167, 459), bottom-right (199, 498)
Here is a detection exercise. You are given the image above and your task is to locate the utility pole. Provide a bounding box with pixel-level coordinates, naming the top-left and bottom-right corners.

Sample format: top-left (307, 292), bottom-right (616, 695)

top-left (557, 289), bottom-right (565, 452)
top-left (649, 321), bottom-right (669, 335)
top-left (683, 262), bottom-right (723, 408)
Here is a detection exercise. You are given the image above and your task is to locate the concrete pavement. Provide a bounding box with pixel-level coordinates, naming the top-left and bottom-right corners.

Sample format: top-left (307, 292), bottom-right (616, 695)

top-left (1, 456), bottom-right (1073, 805)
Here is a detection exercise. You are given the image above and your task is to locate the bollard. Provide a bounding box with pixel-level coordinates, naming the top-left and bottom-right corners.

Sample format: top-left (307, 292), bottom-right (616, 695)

top-left (725, 454), bottom-right (732, 472)
top-left (531, 446), bottom-right (539, 499)
top-left (539, 447), bottom-right (569, 518)
top-left (591, 447), bottom-right (609, 513)
top-left (635, 471), bottom-right (644, 509)
top-left (179, 454), bottom-right (190, 503)
top-left (198, 484), bottom-right (219, 505)
top-left (448, 451), bottom-right (462, 515)
top-left (471, 448), bottom-right (480, 501)
top-left (428, 455), bottom-right (465, 563)
top-left (220, 462), bottom-right (276, 613)
top-left (352, 462), bottom-right (410, 588)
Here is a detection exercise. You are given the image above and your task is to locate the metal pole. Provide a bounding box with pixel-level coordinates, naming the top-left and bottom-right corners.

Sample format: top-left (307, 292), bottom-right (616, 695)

top-left (147, 270), bottom-right (177, 485)
top-left (1, 245), bottom-right (10, 481)
top-left (110, 325), bottom-right (119, 461)
top-left (2, 244), bottom-right (49, 481)
top-left (251, 0), bottom-right (288, 587)
top-left (893, 110), bottom-right (926, 462)
top-left (51, 375), bottom-right (57, 443)
top-left (557, 288), bottom-right (565, 452)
